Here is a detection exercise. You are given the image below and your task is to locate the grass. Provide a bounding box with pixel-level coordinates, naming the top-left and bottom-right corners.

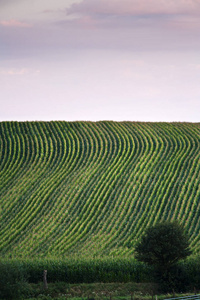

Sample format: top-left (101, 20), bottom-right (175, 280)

top-left (22, 282), bottom-right (197, 300)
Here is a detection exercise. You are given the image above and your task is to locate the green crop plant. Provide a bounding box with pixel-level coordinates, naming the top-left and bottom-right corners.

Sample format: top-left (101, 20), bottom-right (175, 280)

top-left (1, 121), bottom-right (200, 259)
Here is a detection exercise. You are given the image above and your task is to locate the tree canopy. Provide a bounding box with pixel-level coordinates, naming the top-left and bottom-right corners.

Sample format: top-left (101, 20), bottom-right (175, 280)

top-left (135, 221), bottom-right (191, 272)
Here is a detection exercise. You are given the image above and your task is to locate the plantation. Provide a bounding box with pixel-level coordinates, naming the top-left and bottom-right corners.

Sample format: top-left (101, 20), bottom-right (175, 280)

top-left (1, 121), bottom-right (200, 292)
top-left (1, 121), bottom-right (200, 258)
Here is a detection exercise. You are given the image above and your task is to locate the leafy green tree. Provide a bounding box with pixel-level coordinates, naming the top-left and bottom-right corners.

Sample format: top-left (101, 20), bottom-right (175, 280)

top-left (135, 221), bottom-right (191, 271)
top-left (135, 221), bottom-right (191, 291)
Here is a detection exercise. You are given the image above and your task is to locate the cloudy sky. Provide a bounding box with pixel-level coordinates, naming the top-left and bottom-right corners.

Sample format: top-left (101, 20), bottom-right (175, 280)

top-left (1, 0), bottom-right (200, 122)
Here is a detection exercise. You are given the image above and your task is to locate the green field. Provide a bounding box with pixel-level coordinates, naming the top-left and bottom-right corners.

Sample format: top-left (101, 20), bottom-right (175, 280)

top-left (1, 121), bottom-right (200, 259)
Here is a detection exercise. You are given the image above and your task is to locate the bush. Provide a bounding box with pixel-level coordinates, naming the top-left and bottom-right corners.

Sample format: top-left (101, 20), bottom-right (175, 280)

top-left (0, 260), bottom-right (29, 299)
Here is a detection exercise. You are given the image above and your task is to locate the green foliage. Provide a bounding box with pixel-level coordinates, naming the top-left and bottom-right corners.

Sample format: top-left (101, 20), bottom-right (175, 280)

top-left (0, 260), bottom-right (29, 299)
top-left (135, 221), bottom-right (191, 271)
top-left (1, 256), bottom-right (200, 297)
top-left (0, 257), bottom-right (151, 284)
top-left (0, 121), bottom-right (200, 260)
top-left (135, 221), bottom-right (192, 292)
top-left (2, 121), bottom-right (200, 295)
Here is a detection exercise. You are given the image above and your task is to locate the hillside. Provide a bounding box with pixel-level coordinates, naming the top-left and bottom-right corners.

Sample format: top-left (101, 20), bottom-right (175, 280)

top-left (0, 121), bottom-right (200, 258)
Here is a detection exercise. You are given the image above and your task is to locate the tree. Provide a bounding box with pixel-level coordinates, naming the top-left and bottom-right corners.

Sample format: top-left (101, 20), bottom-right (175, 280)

top-left (135, 221), bottom-right (191, 273)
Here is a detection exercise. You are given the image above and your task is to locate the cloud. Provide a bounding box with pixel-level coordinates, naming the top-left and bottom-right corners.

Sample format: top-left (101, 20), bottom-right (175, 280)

top-left (0, 19), bottom-right (31, 27)
top-left (0, 68), bottom-right (27, 75)
top-left (42, 8), bottom-right (65, 14)
top-left (67, 0), bottom-right (200, 17)
top-left (64, 0), bottom-right (200, 39)
top-left (0, 68), bottom-right (40, 75)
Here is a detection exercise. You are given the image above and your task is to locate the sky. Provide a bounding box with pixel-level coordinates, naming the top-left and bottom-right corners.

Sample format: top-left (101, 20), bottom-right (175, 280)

top-left (0, 0), bottom-right (200, 122)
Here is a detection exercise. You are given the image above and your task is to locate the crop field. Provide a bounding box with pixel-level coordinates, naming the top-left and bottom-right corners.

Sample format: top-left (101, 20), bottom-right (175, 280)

top-left (0, 121), bottom-right (200, 259)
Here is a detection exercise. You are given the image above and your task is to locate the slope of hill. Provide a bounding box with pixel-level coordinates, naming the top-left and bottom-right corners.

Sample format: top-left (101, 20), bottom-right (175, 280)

top-left (0, 121), bottom-right (200, 258)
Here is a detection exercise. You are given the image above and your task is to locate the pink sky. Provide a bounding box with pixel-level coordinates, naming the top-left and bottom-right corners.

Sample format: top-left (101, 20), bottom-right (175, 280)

top-left (0, 0), bottom-right (200, 122)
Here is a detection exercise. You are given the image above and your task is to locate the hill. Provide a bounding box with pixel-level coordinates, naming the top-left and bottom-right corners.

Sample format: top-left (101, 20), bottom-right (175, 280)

top-left (0, 121), bottom-right (200, 259)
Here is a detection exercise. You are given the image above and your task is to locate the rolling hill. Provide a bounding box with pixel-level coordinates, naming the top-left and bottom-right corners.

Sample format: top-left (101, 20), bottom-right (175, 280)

top-left (0, 121), bottom-right (200, 259)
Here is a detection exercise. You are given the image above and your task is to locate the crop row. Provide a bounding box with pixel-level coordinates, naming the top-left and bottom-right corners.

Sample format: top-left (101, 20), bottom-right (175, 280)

top-left (0, 121), bottom-right (200, 258)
